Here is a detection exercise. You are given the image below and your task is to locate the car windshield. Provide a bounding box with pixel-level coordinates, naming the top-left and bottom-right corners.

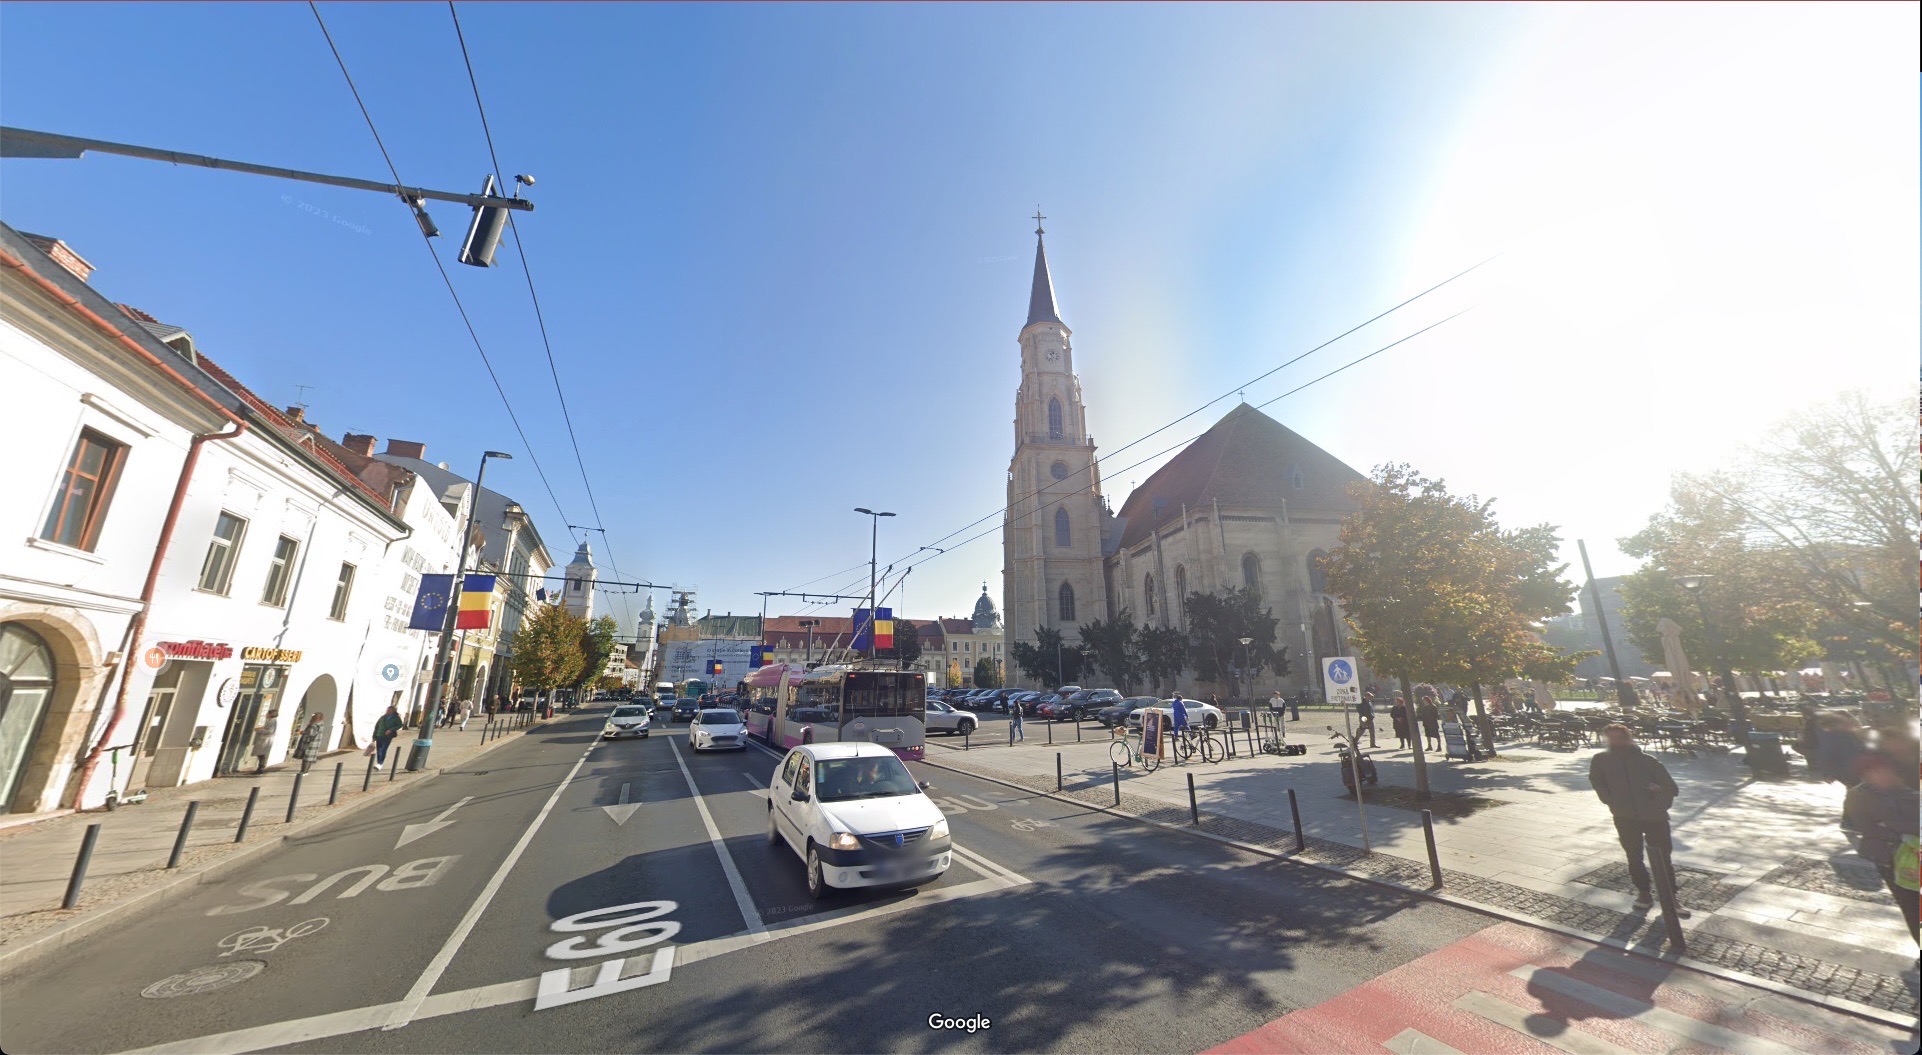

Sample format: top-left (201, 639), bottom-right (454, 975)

top-left (698, 710), bottom-right (739, 724)
top-left (611, 707), bottom-right (647, 718)
top-left (814, 755), bottom-right (919, 802)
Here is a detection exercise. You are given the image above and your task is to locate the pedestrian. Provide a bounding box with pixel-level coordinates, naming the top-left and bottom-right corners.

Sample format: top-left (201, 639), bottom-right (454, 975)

top-left (1009, 697), bottom-right (1025, 743)
top-left (1288, 690), bottom-right (1300, 722)
top-left (1269, 689), bottom-right (1284, 716)
top-left (1358, 690), bottom-right (1378, 749)
top-left (294, 713), bottom-right (324, 773)
top-left (1390, 694), bottom-right (1410, 749)
top-left (372, 704), bottom-right (403, 770)
top-left (1848, 750), bottom-right (1920, 944)
top-left (458, 698), bottom-right (472, 732)
top-left (1170, 693), bottom-right (1191, 742)
top-left (1417, 692), bottom-right (1442, 752)
top-left (1587, 723), bottom-right (1691, 917)
top-left (251, 709), bottom-right (280, 774)
top-left (1813, 712), bottom-right (1869, 829)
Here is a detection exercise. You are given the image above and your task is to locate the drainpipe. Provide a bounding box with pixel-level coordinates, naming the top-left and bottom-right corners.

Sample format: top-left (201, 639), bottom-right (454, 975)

top-left (70, 418), bottom-right (247, 807)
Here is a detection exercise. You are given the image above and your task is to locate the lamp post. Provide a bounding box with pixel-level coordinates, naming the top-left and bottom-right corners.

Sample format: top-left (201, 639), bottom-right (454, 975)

top-left (1678, 574), bottom-right (1746, 725)
top-left (1238, 637), bottom-right (1254, 701)
top-left (853, 508), bottom-right (894, 663)
top-left (410, 450), bottom-right (512, 771)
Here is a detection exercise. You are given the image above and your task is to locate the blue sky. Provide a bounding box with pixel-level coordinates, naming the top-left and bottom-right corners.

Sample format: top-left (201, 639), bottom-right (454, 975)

top-left (3, 3), bottom-right (1914, 633)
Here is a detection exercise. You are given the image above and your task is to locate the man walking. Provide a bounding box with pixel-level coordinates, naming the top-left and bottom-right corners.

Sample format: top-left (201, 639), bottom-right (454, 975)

top-left (1588, 724), bottom-right (1690, 917)
top-left (1009, 697), bottom-right (1025, 743)
top-left (372, 704), bottom-right (403, 770)
top-left (1358, 690), bottom-right (1378, 748)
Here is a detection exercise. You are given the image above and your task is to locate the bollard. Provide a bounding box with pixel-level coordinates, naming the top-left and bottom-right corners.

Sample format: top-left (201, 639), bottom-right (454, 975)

top-left (167, 802), bottom-right (199, 869)
top-left (63, 823), bottom-right (102, 909)
top-left (1648, 842), bottom-right (1688, 953)
top-left (1287, 787), bottom-right (1305, 852)
top-left (286, 771), bottom-right (305, 823)
top-left (1056, 752), bottom-right (1063, 791)
top-left (1187, 773), bottom-right (1199, 826)
top-left (234, 786), bottom-right (260, 842)
top-left (1008, 721), bottom-right (1014, 747)
top-left (1077, 719), bottom-right (1082, 743)
top-left (1112, 761), bottom-right (1121, 806)
top-left (964, 730), bottom-right (970, 751)
top-left (363, 754), bottom-right (376, 792)
top-left (1420, 809), bottom-right (1443, 888)
top-left (1047, 720), bottom-right (1052, 745)
top-left (389, 745), bottom-right (401, 781)
top-left (329, 761), bottom-right (344, 805)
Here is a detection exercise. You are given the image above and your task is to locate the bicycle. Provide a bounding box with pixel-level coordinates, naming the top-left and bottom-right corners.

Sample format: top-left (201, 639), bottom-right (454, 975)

top-left (1170, 726), bottom-right (1222, 764)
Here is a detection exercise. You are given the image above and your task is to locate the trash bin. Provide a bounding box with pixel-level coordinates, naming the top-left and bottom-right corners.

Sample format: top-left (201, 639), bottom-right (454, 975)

top-left (1745, 732), bottom-right (1789, 775)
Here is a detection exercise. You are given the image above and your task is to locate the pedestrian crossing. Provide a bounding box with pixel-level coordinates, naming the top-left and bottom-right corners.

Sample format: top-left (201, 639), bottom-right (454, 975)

top-left (1205, 923), bottom-right (1911, 1055)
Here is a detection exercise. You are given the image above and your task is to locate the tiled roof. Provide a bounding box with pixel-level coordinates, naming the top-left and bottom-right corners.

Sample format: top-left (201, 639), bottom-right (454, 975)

top-left (1114, 403), bottom-right (1365, 550)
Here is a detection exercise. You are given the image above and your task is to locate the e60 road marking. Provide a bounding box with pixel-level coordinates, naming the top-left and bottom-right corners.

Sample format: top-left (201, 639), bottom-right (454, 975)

top-left (534, 900), bottom-right (681, 1010)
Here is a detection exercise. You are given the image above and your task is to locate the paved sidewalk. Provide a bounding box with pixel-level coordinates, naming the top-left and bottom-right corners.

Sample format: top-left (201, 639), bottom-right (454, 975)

top-left (0, 712), bottom-right (538, 960)
top-left (929, 717), bottom-right (1921, 1021)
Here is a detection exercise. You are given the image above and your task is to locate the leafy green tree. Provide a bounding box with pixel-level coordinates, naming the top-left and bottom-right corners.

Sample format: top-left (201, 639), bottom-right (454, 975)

top-left (1137, 624), bottom-right (1190, 696)
top-left (573, 615), bottom-right (621, 692)
top-left (1009, 626), bottom-right (1084, 687)
top-left (972, 657), bottom-right (1001, 688)
top-left (1078, 611), bottom-right (1142, 693)
top-left (514, 605), bottom-right (587, 697)
top-left (1181, 588), bottom-right (1288, 697)
top-left (893, 619), bottom-right (923, 669)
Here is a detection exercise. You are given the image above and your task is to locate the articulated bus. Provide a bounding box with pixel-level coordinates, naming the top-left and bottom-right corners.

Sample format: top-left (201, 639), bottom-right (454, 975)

top-left (745, 665), bottom-right (927, 760)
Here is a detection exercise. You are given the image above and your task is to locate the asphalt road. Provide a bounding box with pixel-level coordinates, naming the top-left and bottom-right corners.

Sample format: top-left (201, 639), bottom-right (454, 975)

top-left (1, 705), bottom-right (1492, 1054)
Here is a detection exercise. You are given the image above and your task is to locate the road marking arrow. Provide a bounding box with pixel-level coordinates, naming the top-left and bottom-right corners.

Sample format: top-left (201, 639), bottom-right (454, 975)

top-left (602, 782), bottom-right (641, 826)
top-left (396, 796), bottom-right (472, 849)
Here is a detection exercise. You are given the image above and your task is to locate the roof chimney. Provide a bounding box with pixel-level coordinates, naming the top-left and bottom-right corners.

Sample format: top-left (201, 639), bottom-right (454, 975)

top-left (384, 439), bottom-right (427, 460)
top-left (284, 405), bottom-right (306, 424)
top-left (341, 433), bottom-right (378, 457)
top-left (19, 232), bottom-right (95, 283)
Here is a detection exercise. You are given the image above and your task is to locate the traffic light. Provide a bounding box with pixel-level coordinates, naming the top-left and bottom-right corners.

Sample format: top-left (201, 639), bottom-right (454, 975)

top-left (458, 174), bottom-right (509, 268)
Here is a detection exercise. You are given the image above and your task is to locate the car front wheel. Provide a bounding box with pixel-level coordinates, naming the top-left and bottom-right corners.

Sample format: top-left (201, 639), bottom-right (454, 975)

top-left (957, 719), bottom-right (975, 736)
top-left (806, 844), bottom-right (828, 899)
top-left (767, 806), bottom-right (780, 845)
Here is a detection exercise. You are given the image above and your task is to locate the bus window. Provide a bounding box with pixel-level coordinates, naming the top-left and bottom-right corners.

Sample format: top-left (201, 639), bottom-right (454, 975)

top-left (846, 672), bottom-right (912, 717)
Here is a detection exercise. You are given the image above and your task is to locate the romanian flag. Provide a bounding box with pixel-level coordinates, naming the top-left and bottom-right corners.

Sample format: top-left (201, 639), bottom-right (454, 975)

top-left (455, 575), bottom-right (496, 630)
top-left (873, 609), bottom-right (894, 651)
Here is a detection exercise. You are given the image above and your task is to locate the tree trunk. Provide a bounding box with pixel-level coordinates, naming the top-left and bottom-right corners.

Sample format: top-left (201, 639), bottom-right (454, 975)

top-left (1401, 674), bottom-right (1430, 799)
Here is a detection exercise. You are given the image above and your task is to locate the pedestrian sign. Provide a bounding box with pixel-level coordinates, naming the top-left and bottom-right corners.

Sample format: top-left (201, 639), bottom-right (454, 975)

top-left (1321, 656), bottom-right (1361, 708)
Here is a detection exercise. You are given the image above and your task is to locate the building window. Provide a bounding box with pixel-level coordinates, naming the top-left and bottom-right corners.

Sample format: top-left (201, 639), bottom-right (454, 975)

top-left (1054, 508), bottom-right (1071, 548)
top-left (329, 563), bottom-right (356, 621)
top-left (1308, 549), bottom-right (1330, 595)
top-left (1057, 581), bottom-right (1076, 622)
top-left (1242, 552), bottom-right (1262, 598)
top-left (261, 535), bottom-right (300, 606)
top-left (0, 623), bottom-right (58, 811)
top-left (1047, 398), bottom-right (1064, 439)
top-left (1143, 573), bottom-right (1155, 617)
top-left (1050, 461), bottom-right (1069, 481)
top-left (197, 512), bottom-right (248, 594)
top-left (41, 428), bottom-right (127, 552)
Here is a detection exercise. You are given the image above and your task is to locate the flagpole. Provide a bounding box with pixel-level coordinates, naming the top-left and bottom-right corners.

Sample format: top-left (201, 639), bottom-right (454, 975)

top-left (410, 450), bottom-right (511, 771)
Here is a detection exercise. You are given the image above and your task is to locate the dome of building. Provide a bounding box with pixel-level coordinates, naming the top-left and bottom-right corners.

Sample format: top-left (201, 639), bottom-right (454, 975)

top-left (972, 582), bottom-right (1000, 629)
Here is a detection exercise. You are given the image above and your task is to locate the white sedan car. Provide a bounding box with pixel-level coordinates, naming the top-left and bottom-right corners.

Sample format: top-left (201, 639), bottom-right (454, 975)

top-left (601, 704), bottom-right (652, 739)
top-left (766, 742), bottom-right (952, 898)
top-left (689, 707), bottom-right (748, 751)
top-left (1128, 698), bottom-right (1226, 731)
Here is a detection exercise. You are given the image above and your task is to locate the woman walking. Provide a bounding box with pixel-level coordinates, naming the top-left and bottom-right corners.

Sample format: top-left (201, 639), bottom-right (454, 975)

top-left (1417, 691), bottom-right (1442, 753)
top-left (1390, 695), bottom-right (1411, 749)
top-left (294, 713), bottom-right (325, 773)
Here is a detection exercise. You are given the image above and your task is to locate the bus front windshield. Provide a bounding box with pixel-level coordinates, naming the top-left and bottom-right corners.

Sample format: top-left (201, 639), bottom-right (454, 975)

top-left (814, 755), bottom-right (919, 802)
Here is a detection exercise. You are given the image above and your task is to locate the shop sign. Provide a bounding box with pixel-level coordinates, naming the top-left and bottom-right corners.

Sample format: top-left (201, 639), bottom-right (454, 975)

top-left (242, 647), bottom-right (303, 664)
top-left (157, 639), bottom-right (235, 661)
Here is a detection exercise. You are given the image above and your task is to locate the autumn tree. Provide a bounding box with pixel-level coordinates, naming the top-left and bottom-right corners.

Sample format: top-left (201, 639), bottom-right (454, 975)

top-left (1078, 611), bottom-right (1143, 694)
top-left (514, 605), bottom-right (587, 699)
top-left (573, 615), bottom-right (621, 692)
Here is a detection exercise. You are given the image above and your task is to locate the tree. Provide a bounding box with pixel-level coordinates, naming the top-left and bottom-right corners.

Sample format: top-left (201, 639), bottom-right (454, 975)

top-left (1182, 587), bottom-right (1288, 697)
top-left (1078, 611), bottom-right (1143, 694)
top-left (1009, 626), bottom-right (1085, 686)
top-left (972, 657), bottom-right (1001, 688)
top-left (514, 605), bottom-right (586, 697)
top-left (1137, 624), bottom-right (1190, 696)
top-left (889, 619), bottom-right (922, 669)
top-left (946, 659), bottom-right (964, 689)
top-left (574, 615), bottom-right (620, 692)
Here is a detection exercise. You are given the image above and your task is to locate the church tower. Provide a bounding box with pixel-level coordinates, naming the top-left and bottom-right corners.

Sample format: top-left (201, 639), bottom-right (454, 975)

top-left (562, 540), bottom-right (597, 620)
top-left (1003, 214), bottom-right (1109, 685)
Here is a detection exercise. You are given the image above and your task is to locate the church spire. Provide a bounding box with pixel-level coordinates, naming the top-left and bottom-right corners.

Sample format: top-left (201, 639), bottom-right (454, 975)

top-left (1026, 208), bottom-right (1061, 327)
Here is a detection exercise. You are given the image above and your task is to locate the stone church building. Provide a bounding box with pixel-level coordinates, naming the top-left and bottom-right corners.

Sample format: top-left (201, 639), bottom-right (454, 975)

top-left (1002, 221), bottom-right (1367, 697)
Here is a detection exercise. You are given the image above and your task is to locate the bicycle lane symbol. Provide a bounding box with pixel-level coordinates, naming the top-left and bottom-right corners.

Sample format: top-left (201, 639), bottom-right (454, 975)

top-left (1009, 817), bottom-right (1054, 833)
top-left (217, 918), bottom-right (330, 956)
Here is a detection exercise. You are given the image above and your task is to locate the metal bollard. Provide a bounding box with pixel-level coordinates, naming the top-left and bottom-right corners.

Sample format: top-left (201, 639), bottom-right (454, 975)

top-left (363, 754), bottom-right (376, 792)
top-left (235, 786), bottom-right (260, 843)
top-left (1112, 761), bottom-right (1121, 806)
top-left (964, 730), bottom-right (970, 751)
top-left (286, 771), bottom-right (304, 823)
top-left (1649, 842), bottom-right (1688, 953)
top-left (1287, 787), bottom-right (1305, 852)
top-left (1056, 752), bottom-right (1063, 791)
top-left (1187, 773), bottom-right (1199, 826)
top-left (389, 745), bottom-right (401, 781)
top-left (63, 823), bottom-right (102, 909)
top-left (1420, 809), bottom-right (1442, 888)
top-left (167, 802), bottom-right (199, 869)
top-left (329, 762), bottom-right (344, 805)
top-left (1047, 720), bottom-right (1053, 745)
top-left (1077, 720), bottom-right (1082, 743)
top-left (1009, 721), bottom-right (1014, 746)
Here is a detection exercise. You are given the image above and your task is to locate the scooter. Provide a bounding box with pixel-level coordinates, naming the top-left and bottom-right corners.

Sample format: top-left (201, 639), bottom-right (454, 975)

top-left (1331, 734), bottom-right (1379, 789)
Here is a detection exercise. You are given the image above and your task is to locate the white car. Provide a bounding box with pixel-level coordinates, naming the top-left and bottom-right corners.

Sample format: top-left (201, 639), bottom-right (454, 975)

top-left (766, 742), bottom-right (952, 899)
top-left (602, 704), bottom-right (652, 739)
top-left (1129, 698), bottom-right (1226, 731)
top-left (689, 708), bottom-right (748, 751)
top-left (924, 699), bottom-right (978, 737)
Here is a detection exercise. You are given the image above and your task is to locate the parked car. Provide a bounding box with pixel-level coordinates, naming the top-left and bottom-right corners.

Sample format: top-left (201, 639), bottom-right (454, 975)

top-left (601, 704), bottom-right (653, 740)
top-left (690, 708), bottom-right (748, 751)
top-left (925, 699), bottom-right (978, 737)
top-left (1128, 697), bottom-right (1226, 731)
top-left (1053, 688), bottom-right (1121, 720)
top-left (1026, 693), bottom-right (1062, 718)
top-left (1007, 691), bottom-right (1043, 715)
top-left (1096, 696), bottom-right (1159, 728)
top-left (766, 742), bottom-right (952, 899)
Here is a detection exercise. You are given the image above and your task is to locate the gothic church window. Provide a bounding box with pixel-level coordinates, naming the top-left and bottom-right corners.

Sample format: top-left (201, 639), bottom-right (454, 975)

top-left (1308, 549), bottom-right (1330, 594)
top-left (1050, 461), bottom-right (1069, 481)
top-left (1174, 565), bottom-right (1187, 621)
top-left (1058, 581), bottom-right (1076, 622)
top-left (1047, 398), bottom-right (1064, 439)
top-left (1055, 508), bottom-right (1071, 548)
top-left (1144, 572), bottom-right (1155, 617)
top-left (1242, 553), bottom-right (1262, 598)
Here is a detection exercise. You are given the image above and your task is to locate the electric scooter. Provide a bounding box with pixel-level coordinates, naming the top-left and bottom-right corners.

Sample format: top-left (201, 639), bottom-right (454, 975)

top-left (1330, 728), bottom-right (1379, 789)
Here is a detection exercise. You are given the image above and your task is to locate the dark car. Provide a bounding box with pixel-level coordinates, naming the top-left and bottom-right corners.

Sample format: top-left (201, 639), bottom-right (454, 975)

top-left (1097, 696), bottom-right (1160, 728)
top-left (1027, 692), bottom-right (1062, 718)
top-left (1056, 688), bottom-right (1122, 720)
top-left (672, 698), bottom-right (699, 721)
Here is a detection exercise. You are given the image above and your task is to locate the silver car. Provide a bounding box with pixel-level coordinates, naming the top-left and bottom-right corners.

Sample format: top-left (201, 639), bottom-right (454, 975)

top-left (602, 704), bottom-right (652, 739)
top-left (924, 699), bottom-right (978, 737)
top-left (689, 708), bottom-right (748, 751)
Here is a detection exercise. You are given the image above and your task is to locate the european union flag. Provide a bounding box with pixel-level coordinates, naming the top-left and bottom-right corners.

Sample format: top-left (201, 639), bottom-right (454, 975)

top-left (408, 574), bottom-right (455, 631)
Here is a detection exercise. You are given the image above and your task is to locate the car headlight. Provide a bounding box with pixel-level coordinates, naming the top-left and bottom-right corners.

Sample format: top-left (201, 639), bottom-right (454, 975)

top-left (829, 831), bottom-right (861, 851)
top-left (929, 817), bottom-right (949, 840)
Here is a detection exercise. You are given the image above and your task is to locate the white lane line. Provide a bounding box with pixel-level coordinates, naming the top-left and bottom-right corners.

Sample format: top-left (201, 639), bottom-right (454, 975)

top-left (1453, 991), bottom-right (1636, 1055)
top-left (949, 843), bottom-right (1030, 886)
top-left (123, 876), bottom-right (1024, 1055)
top-left (380, 745), bottom-right (595, 1031)
top-left (669, 734), bottom-right (768, 938)
top-left (1382, 1027), bottom-right (1468, 1055)
top-left (1507, 966), bottom-right (1817, 1055)
top-left (741, 772), bottom-right (765, 796)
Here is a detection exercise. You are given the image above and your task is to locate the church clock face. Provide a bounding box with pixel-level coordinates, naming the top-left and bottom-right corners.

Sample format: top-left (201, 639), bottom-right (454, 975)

top-left (1044, 347), bottom-right (1060, 362)
top-left (1050, 461), bottom-right (1070, 481)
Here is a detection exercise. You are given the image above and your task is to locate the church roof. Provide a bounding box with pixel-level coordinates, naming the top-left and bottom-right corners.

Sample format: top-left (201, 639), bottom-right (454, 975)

top-left (1114, 403), bottom-right (1365, 550)
top-left (971, 583), bottom-right (999, 628)
top-left (1026, 226), bottom-right (1061, 327)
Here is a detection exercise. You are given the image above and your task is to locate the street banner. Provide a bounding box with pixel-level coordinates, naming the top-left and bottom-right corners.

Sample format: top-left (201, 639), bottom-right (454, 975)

top-left (409, 574), bottom-right (455, 630)
top-left (1142, 710), bottom-right (1164, 759)
top-left (456, 575), bottom-right (496, 630)
top-left (749, 645), bottom-right (767, 668)
top-left (850, 607), bottom-right (894, 652)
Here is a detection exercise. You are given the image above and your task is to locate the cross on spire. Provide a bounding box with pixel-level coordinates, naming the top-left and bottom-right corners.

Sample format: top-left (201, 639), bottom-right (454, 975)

top-left (1032, 207), bottom-right (1046, 235)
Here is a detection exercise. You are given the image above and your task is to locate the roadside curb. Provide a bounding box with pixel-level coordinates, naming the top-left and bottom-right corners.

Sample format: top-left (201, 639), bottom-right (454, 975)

top-left (0, 726), bottom-right (524, 979)
top-left (919, 755), bottom-right (1921, 1032)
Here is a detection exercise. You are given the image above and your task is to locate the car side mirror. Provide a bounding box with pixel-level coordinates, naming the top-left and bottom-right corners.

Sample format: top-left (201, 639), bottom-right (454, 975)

top-left (917, 781), bottom-right (930, 791)
top-left (791, 789), bottom-right (809, 803)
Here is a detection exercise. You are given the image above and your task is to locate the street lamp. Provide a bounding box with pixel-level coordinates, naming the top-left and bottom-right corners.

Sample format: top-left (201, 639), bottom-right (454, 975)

top-left (1677, 573), bottom-right (1747, 726)
top-left (410, 450), bottom-right (512, 771)
top-left (853, 508), bottom-right (895, 663)
top-left (1238, 637), bottom-right (1254, 701)
top-left (798, 618), bottom-right (822, 667)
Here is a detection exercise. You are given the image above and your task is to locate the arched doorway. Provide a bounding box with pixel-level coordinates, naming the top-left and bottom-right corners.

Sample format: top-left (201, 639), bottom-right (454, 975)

top-left (295, 674), bottom-right (340, 751)
top-left (0, 624), bottom-right (57, 812)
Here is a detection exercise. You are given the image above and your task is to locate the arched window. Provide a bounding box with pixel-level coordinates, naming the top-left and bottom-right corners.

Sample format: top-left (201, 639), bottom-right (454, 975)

top-left (0, 623), bottom-right (58, 811)
top-left (1173, 565), bottom-right (1187, 620)
top-left (1057, 581), bottom-right (1076, 623)
top-left (1307, 549), bottom-right (1330, 594)
top-left (1143, 573), bottom-right (1156, 617)
top-left (1047, 398), bottom-right (1064, 439)
top-left (1054, 508), bottom-right (1071, 548)
top-left (1242, 552), bottom-right (1262, 598)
